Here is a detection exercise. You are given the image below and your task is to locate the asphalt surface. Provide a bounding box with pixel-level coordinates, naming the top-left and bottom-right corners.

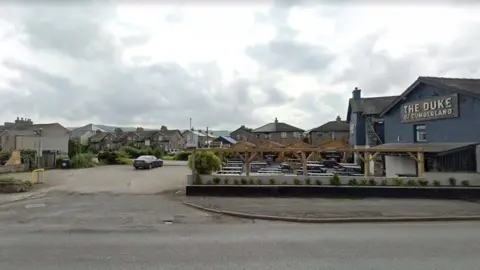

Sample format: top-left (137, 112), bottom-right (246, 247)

top-left (1, 221), bottom-right (479, 269)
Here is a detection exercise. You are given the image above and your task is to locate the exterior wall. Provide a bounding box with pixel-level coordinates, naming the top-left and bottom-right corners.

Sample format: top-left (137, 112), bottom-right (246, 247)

top-left (168, 132), bottom-right (185, 150)
top-left (79, 131), bottom-right (95, 145)
top-left (251, 132), bottom-right (303, 145)
top-left (384, 156), bottom-right (417, 177)
top-left (311, 131), bottom-right (348, 146)
top-left (230, 129), bottom-right (251, 141)
top-left (384, 84), bottom-right (480, 143)
top-left (0, 132), bottom-right (15, 152)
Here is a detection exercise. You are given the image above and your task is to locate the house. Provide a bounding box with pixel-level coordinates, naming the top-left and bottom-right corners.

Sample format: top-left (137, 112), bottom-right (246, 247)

top-left (136, 128), bottom-right (169, 150)
top-left (0, 118), bottom-right (70, 154)
top-left (371, 76), bottom-right (480, 182)
top-left (70, 124), bottom-right (107, 145)
top-left (182, 129), bottom-right (216, 148)
top-left (160, 126), bottom-right (186, 150)
top-left (112, 131), bottom-right (139, 149)
top-left (88, 130), bottom-right (115, 151)
top-left (308, 116), bottom-right (349, 146)
top-left (229, 125), bottom-right (252, 141)
top-left (347, 87), bottom-right (398, 175)
top-left (250, 117), bottom-right (305, 145)
top-left (210, 136), bottom-right (237, 148)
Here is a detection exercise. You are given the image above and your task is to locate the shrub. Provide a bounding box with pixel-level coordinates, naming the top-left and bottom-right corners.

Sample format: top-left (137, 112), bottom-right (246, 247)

top-left (461, 180), bottom-right (470, 187)
top-left (256, 179), bottom-right (262, 185)
top-left (282, 180), bottom-right (287, 185)
top-left (213, 177), bottom-right (221, 184)
top-left (233, 179), bottom-right (239, 185)
top-left (293, 178), bottom-right (302, 185)
top-left (118, 146), bottom-right (141, 158)
top-left (175, 152), bottom-right (191, 161)
top-left (193, 174), bottom-right (202, 185)
top-left (381, 179), bottom-right (388, 186)
top-left (224, 178), bottom-right (229, 185)
top-left (418, 179), bottom-right (429, 187)
top-left (23, 180), bottom-right (34, 189)
top-left (348, 179), bottom-right (358, 186)
top-left (240, 178), bottom-right (247, 185)
top-left (406, 179), bottom-right (418, 186)
top-left (394, 177), bottom-right (404, 186)
top-left (153, 149), bottom-right (164, 158)
top-left (448, 177), bottom-right (457, 186)
top-left (71, 153), bottom-right (95, 168)
top-left (163, 156), bottom-right (175, 161)
top-left (315, 180), bottom-right (322, 185)
top-left (368, 178), bottom-right (377, 186)
top-left (206, 180), bottom-right (213, 185)
top-left (187, 151), bottom-right (221, 174)
top-left (305, 178), bottom-right (311, 185)
top-left (330, 174), bottom-right (341, 186)
top-left (248, 179), bottom-right (255, 185)
top-left (0, 152), bottom-right (11, 164)
top-left (269, 178), bottom-right (276, 185)
top-left (433, 180), bottom-right (441, 187)
top-left (360, 179), bottom-right (368, 186)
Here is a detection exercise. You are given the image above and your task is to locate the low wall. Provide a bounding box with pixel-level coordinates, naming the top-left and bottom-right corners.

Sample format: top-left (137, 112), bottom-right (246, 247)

top-left (425, 172), bottom-right (480, 186)
top-left (0, 164), bottom-right (29, 174)
top-left (186, 185), bottom-right (480, 199)
top-left (187, 174), bottom-right (422, 186)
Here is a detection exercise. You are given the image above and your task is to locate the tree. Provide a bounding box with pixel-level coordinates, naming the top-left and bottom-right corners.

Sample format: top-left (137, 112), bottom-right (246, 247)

top-left (188, 151), bottom-right (221, 174)
top-left (161, 125), bottom-right (168, 131)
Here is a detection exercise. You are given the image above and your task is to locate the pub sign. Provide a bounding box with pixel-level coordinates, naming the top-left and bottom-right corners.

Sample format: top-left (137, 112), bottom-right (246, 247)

top-left (401, 94), bottom-right (458, 123)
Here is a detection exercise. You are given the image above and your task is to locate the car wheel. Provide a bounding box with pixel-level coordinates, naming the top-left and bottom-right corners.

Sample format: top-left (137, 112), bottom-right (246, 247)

top-left (134, 167), bottom-right (138, 170)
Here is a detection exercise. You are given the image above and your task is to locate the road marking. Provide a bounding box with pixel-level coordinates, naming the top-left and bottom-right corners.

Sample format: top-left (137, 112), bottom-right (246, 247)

top-left (25, 203), bottom-right (46, 209)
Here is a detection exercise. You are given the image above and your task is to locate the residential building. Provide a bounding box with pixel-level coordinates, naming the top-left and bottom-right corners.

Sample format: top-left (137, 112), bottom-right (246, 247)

top-left (229, 125), bottom-right (252, 141)
top-left (88, 130), bottom-right (115, 151)
top-left (112, 131), bottom-right (139, 149)
top-left (160, 126), bottom-right (186, 150)
top-left (70, 124), bottom-right (107, 145)
top-left (372, 76), bottom-right (480, 182)
top-left (250, 117), bottom-right (305, 145)
top-left (136, 128), bottom-right (169, 150)
top-left (308, 116), bottom-right (349, 146)
top-left (210, 136), bottom-right (237, 148)
top-left (182, 129), bottom-right (215, 147)
top-left (0, 118), bottom-right (69, 154)
top-left (347, 87), bottom-right (398, 175)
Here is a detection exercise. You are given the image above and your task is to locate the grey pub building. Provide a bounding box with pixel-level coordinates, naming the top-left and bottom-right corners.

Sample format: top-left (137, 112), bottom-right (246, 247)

top-left (370, 76), bottom-right (480, 183)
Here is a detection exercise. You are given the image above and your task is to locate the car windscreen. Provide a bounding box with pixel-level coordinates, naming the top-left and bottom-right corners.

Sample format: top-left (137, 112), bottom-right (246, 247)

top-left (137, 156), bottom-right (152, 160)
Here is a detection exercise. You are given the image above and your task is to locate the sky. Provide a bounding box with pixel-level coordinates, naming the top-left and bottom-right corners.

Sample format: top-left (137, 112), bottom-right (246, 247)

top-left (1, 1), bottom-right (480, 131)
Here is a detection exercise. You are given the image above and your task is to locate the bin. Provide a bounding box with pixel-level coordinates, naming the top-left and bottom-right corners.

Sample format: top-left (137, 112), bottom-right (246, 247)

top-left (60, 159), bottom-right (71, 169)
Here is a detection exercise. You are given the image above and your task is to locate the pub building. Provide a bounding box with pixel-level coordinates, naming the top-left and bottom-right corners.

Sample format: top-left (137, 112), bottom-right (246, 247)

top-left (370, 76), bottom-right (480, 183)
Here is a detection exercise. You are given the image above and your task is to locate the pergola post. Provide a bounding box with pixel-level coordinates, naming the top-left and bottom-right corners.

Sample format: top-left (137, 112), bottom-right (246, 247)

top-left (363, 152), bottom-right (370, 177)
top-left (417, 151), bottom-right (425, 177)
top-left (301, 151), bottom-right (307, 178)
top-left (191, 149), bottom-right (196, 182)
top-left (244, 152), bottom-right (250, 176)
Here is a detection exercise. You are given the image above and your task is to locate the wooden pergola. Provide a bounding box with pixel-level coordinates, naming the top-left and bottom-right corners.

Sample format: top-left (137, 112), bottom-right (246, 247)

top-left (193, 144), bottom-right (425, 178)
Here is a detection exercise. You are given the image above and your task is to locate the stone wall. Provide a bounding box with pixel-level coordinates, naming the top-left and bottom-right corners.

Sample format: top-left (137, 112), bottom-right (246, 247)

top-left (365, 116), bottom-right (384, 176)
top-left (0, 164), bottom-right (29, 174)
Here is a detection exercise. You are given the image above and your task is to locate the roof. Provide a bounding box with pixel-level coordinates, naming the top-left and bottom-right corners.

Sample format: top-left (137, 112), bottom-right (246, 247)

top-left (213, 136), bottom-right (237, 144)
top-left (381, 76), bottom-right (480, 116)
top-left (182, 130), bottom-right (215, 138)
top-left (137, 130), bottom-right (165, 141)
top-left (309, 119), bottom-right (349, 133)
top-left (349, 96), bottom-right (398, 115)
top-left (252, 119), bottom-right (304, 133)
top-left (70, 124), bottom-right (106, 138)
top-left (1, 129), bottom-right (40, 136)
top-left (369, 142), bottom-right (478, 154)
top-left (113, 131), bottom-right (138, 143)
top-left (89, 131), bottom-right (111, 143)
top-left (230, 125), bottom-right (252, 135)
top-left (160, 129), bottom-right (181, 137)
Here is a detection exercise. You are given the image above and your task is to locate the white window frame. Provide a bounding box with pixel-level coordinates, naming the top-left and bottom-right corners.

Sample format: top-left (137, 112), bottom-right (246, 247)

top-left (415, 125), bottom-right (427, 142)
top-left (281, 132), bottom-right (287, 138)
top-left (331, 132), bottom-right (336, 140)
top-left (264, 134), bottom-right (271, 139)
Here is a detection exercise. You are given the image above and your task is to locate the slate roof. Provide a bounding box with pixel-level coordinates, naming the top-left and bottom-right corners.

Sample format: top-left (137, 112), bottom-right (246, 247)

top-left (370, 142), bottom-right (478, 154)
top-left (1, 129), bottom-right (41, 136)
top-left (252, 118), bottom-right (304, 133)
top-left (70, 124), bottom-right (106, 138)
top-left (113, 131), bottom-right (138, 143)
top-left (89, 131), bottom-right (111, 143)
top-left (380, 76), bottom-right (480, 116)
top-left (213, 136), bottom-right (237, 144)
top-left (309, 118), bottom-right (349, 133)
top-left (137, 130), bottom-right (163, 141)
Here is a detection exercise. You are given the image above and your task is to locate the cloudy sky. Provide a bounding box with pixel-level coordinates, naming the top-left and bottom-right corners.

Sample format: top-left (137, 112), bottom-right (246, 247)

top-left (0, 1), bottom-right (479, 131)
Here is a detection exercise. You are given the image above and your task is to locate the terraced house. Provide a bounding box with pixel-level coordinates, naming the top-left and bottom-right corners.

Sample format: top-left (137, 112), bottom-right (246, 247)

top-left (88, 130), bottom-right (115, 151)
top-left (249, 117), bottom-right (304, 145)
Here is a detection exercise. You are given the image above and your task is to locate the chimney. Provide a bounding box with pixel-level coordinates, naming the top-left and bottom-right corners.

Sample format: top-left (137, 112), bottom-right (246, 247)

top-left (114, 128), bottom-right (123, 136)
top-left (274, 117), bottom-right (278, 124)
top-left (136, 127), bottom-right (144, 133)
top-left (352, 87), bottom-right (361, 100)
top-left (336, 116), bottom-right (341, 122)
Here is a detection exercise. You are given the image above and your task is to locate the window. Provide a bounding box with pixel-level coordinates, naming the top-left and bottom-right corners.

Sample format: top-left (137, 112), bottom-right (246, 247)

top-left (331, 132), bottom-right (336, 140)
top-left (264, 134), bottom-right (271, 139)
top-left (415, 125), bottom-right (427, 142)
top-left (293, 132), bottom-right (299, 138)
top-left (5, 136), bottom-right (9, 142)
top-left (256, 134), bottom-right (260, 138)
top-left (316, 132), bottom-right (323, 138)
top-left (281, 132), bottom-right (287, 138)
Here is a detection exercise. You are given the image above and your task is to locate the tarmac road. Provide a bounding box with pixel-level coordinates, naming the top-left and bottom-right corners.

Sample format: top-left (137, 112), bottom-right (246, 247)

top-left (1, 221), bottom-right (479, 270)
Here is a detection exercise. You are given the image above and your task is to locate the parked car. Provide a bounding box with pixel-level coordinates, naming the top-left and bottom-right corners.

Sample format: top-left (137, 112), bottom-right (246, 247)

top-left (133, 155), bottom-right (163, 170)
top-left (322, 159), bottom-right (339, 169)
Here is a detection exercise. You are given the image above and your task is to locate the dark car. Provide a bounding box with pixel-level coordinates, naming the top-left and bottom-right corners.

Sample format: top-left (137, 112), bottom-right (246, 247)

top-left (133, 155), bottom-right (163, 170)
top-left (322, 159), bottom-right (339, 169)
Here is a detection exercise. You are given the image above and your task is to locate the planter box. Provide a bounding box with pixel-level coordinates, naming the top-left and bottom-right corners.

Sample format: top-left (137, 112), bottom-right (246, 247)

top-left (186, 185), bottom-right (480, 199)
top-left (0, 181), bottom-right (29, 193)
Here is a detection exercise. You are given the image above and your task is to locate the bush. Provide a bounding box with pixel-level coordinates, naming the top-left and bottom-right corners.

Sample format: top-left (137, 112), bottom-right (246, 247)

top-left (305, 178), bottom-right (311, 185)
top-left (418, 179), bottom-right (429, 187)
top-left (193, 174), bottom-right (202, 185)
top-left (71, 153), bottom-right (95, 168)
top-left (153, 149), bottom-right (164, 158)
top-left (224, 178), bottom-right (229, 185)
top-left (0, 152), bottom-right (10, 164)
top-left (394, 177), bottom-right (404, 186)
top-left (348, 179), bottom-right (358, 186)
top-left (233, 179), bottom-right (239, 185)
top-left (240, 178), bottom-right (247, 185)
top-left (213, 177), bottom-right (221, 184)
top-left (187, 151), bottom-right (221, 174)
top-left (433, 180), bottom-right (441, 187)
top-left (256, 179), bottom-right (262, 185)
top-left (406, 179), bottom-right (418, 186)
top-left (381, 179), bottom-right (388, 186)
top-left (163, 156), bottom-right (175, 161)
top-left (282, 180), bottom-right (287, 185)
top-left (248, 179), bottom-right (255, 185)
top-left (449, 177), bottom-right (457, 186)
top-left (269, 178), bottom-right (276, 185)
top-left (330, 174), bottom-right (341, 186)
top-left (293, 178), bottom-right (302, 185)
top-left (368, 178), bottom-right (377, 186)
top-left (461, 180), bottom-right (470, 187)
top-left (315, 180), bottom-right (322, 185)
top-left (118, 146), bottom-right (141, 158)
top-left (175, 152), bottom-right (191, 161)
top-left (360, 179), bottom-right (368, 186)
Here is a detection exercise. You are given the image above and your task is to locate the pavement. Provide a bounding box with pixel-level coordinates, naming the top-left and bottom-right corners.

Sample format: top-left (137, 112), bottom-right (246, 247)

top-left (183, 197), bottom-right (480, 222)
top-left (1, 221), bottom-right (480, 269)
